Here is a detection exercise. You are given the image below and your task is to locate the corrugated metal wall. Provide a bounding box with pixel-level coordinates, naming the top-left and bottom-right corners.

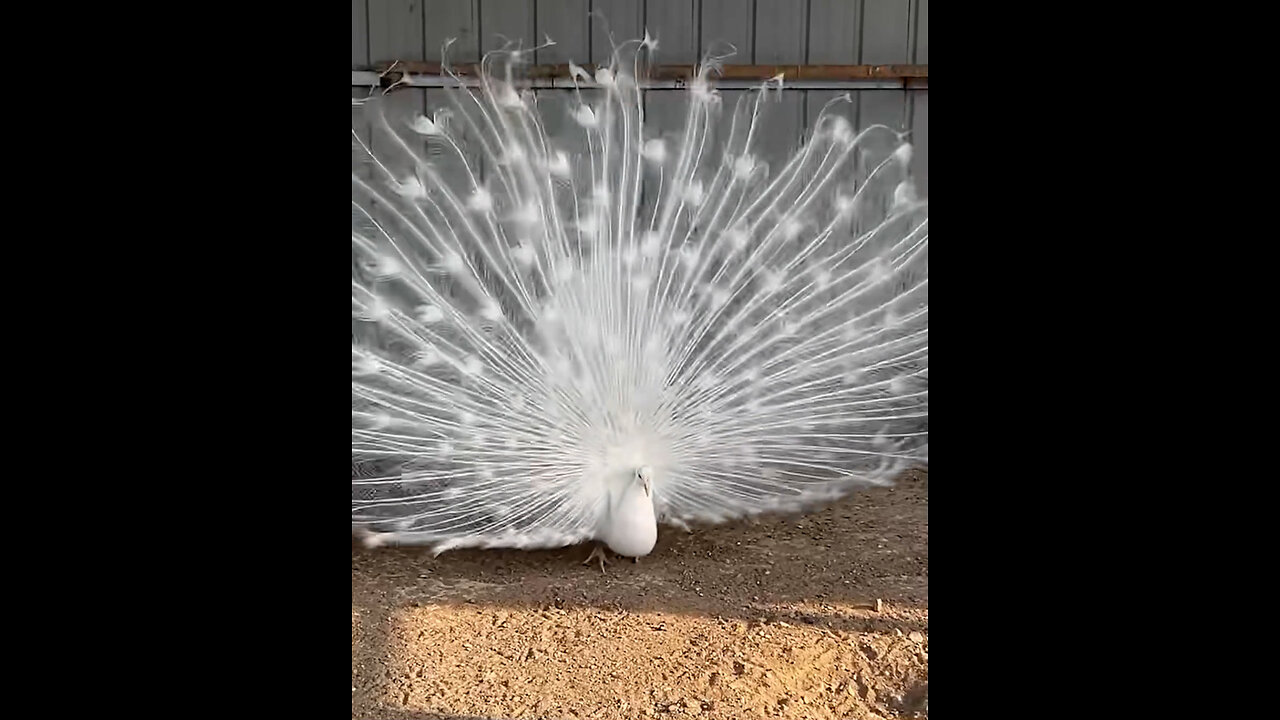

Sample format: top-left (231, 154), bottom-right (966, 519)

top-left (353, 0), bottom-right (927, 195)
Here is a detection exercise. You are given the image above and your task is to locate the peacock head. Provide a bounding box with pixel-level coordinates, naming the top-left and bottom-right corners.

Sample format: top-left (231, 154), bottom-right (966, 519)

top-left (635, 465), bottom-right (654, 498)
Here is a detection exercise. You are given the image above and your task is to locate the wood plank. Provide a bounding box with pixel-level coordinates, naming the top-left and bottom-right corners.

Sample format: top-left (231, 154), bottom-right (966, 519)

top-left (377, 61), bottom-right (926, 81)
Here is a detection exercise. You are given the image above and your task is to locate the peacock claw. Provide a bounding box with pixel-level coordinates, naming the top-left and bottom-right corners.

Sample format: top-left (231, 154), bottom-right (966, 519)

top-left (583, 544), bottom-right (609, 573)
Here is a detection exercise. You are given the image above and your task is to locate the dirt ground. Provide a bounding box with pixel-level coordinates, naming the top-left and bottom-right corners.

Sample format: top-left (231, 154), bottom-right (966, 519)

top-left (352, 469), bottom-right (928, 719)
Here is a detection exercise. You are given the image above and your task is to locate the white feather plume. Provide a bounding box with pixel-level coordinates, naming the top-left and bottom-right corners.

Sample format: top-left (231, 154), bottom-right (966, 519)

top-left (351, 37), bottom-right (928, 554)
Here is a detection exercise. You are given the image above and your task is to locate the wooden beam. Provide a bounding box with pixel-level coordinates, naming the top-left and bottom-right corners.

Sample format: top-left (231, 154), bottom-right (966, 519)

top-left (368, 61), bottom-right (927, 87)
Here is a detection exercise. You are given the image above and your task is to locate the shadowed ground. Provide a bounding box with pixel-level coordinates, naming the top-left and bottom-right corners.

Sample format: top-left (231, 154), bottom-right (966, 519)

top-left (353, 470), bottom-right (928, 719)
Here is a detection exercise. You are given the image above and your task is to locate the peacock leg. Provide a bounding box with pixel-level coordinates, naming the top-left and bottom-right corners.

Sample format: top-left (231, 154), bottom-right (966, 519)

top-left (583, 543), bottom-right (609, 573)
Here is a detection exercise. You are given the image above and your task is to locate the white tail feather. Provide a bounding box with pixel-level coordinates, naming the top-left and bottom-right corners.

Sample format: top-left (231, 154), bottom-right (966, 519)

top-left (352, 38), bottom-right (927, 553)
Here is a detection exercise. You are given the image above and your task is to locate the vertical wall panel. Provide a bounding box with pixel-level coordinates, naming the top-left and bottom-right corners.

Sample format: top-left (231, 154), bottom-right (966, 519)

top-left (420, 1), bottom-right (479, 181)
top-left (806, 0), bottom-right (863, 126)
top-left (807, 0), bottom-right (861, 64)
top-left (915, 0), bottom-right (928, 63)
top-left (536, 0), bottom-right (590, 63)
top-left (701, 0), bottom-right (754, 156)
top-left (643, 0), bottom-right (703, 217)
top-left (352, 0), bottom-right (927, 204)
top-left (534, 0), bottom-right (592, 191)
top-left (860, 0), bottom-right (912, 131)
top-left (479, 0), bottom-right (536, 53)
top-left (368, 0), bottom-right (425, 64)
top-left (367, 0), bottom-right (427, 176)
top-left (910, 91), bottom-right (927, 197)
top-left (861, 0), bottom-right (912, 63)
top-left (645, 0), bottom-right (701, 63)
top-left (754, 0), bottom-right (806, 64)
top-left (352, 0), bottom-right (368, 69)
top-left (366, 0), bottom-right (426, 261)
top-left (707, 34), bottom-right (750, 164)
top-left (806, 0), bottom-right (861, 171)
top-left (368, 0), bottom-right (426, 130)
top-left (911, 0), bottom-right (928, 194)
top-left (421, 6), bottom-right (478, 186)
top-left (752, 0), bottom-right (806, 167)
top-left (700, 0), bottom-right (753, 62)
top-left (424, 0), bottom-right (480, 63)
top-left (590, 0), bottom-right (645, 64)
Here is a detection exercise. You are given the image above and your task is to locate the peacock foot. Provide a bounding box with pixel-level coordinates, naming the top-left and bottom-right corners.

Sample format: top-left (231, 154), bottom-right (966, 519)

top-left (583, 543), bottom-right (609, 573)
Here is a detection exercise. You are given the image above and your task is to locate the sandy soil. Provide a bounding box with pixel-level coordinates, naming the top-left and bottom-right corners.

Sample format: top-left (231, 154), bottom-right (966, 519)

top-left (352, 469), bottom-right (928, 719)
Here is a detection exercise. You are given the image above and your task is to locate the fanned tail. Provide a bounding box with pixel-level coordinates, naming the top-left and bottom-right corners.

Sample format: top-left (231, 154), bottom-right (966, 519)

top-left (352, 37), bottom-right (927, 549)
